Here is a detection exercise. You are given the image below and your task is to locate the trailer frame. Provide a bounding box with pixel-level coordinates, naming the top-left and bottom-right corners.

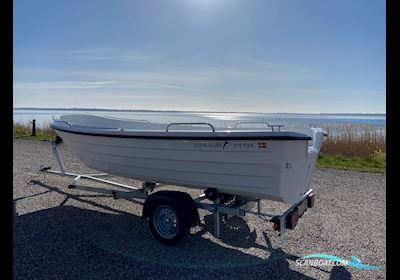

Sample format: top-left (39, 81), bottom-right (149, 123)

top-left (39, 139), bottom-right (315, 243)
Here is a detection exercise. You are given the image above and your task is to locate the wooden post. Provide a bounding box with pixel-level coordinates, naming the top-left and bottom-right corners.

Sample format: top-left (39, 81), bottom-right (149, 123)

top-left (31, 119), bottom-right (36, 136)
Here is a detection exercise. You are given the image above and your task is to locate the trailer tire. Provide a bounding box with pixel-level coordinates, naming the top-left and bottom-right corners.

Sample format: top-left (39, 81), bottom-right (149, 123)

top-left (149, 202), bottom-right (188, 245)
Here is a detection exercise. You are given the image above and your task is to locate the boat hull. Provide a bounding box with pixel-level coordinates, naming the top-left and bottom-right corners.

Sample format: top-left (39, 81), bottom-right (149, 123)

top-left (56, 130), bottom-right (313, 204)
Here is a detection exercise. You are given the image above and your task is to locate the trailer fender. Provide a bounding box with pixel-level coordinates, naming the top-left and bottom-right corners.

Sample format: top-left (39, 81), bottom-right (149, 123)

top-left (142, 191), bottom-right (200, 227)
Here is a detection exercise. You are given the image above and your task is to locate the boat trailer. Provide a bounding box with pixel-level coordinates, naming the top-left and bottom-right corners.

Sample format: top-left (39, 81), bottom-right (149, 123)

top-left (39, 137), bottom-right (315, 245)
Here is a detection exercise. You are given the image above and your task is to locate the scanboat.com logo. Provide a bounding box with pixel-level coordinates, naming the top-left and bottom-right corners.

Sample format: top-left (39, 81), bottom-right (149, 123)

top-left (296, 254), bottom-right (384, 270)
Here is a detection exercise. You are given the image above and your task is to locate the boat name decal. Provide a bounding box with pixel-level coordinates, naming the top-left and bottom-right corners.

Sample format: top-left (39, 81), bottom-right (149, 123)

top-left (194, 141), bottom-right (266, 150)
top-left (194, 142), bottom-right (225, 148)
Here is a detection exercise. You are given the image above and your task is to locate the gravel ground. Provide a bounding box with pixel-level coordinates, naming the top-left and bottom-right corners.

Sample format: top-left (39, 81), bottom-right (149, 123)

top-left (13, 139), bottom-right (386, 279)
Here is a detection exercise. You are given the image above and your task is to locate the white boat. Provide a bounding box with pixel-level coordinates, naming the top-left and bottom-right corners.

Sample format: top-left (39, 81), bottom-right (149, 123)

top-left (50, 114), bottom-right (325, 204)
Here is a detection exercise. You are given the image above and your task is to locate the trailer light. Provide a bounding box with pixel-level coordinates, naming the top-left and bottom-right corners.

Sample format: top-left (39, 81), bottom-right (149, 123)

top-left (286, 209), bottom-right (298, 229)
top-left (307, 193), bottom-right (315, 208)
top-left (272, 223), bottom-right (280, 231)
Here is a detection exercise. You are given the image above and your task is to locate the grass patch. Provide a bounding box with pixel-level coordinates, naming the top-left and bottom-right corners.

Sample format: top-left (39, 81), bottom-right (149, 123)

top-left (320, 124), bottom-right (385, 157)
top-left (317, 152), bottom-right (386, 173)
top-left (317, 124), bottom-right (386, 172)
top-left (13, 122), bottom-right (56, 141)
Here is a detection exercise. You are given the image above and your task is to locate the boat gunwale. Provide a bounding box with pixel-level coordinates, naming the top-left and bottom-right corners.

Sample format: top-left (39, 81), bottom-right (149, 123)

top-left (51, 125), bottom-right (312, 140)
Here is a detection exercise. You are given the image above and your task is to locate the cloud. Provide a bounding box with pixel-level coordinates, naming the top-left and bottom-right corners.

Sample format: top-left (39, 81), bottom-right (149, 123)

top-left (13, 79), bottom-right (206, 93)
top-left (13, 48), bottom-right (354, 112)
top-left (52, 48), bottom-right (151, 61)
top-left (13, 81), bottom-right (118, 90)
top-left (130, 82), bottom-right (204, 92)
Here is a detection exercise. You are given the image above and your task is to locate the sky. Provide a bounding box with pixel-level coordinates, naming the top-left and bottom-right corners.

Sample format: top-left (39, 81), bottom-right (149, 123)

top-left (13, 0), bottom-right (386, 113)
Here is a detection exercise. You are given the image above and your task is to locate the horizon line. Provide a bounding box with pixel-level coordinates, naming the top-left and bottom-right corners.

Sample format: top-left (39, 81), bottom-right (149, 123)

top-left (13, 107), bottom-right (386, 115)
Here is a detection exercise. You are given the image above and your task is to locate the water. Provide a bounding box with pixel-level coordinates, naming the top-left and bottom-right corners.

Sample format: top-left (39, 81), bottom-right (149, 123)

top-left (13, 109), bottom-right (386, 129)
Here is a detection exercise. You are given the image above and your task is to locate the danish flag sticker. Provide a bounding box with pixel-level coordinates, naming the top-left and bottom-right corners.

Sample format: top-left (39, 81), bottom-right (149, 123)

top-left (258, 141), bottom-right (267, 148)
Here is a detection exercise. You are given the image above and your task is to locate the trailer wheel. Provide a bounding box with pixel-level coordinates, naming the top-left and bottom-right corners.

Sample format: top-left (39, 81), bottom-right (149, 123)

top-left (149, 203), bottom-right (187, 245)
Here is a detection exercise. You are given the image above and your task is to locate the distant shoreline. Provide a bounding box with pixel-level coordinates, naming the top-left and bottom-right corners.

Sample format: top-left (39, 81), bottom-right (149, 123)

top-left (13, 108), bottom-right (386, 117)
